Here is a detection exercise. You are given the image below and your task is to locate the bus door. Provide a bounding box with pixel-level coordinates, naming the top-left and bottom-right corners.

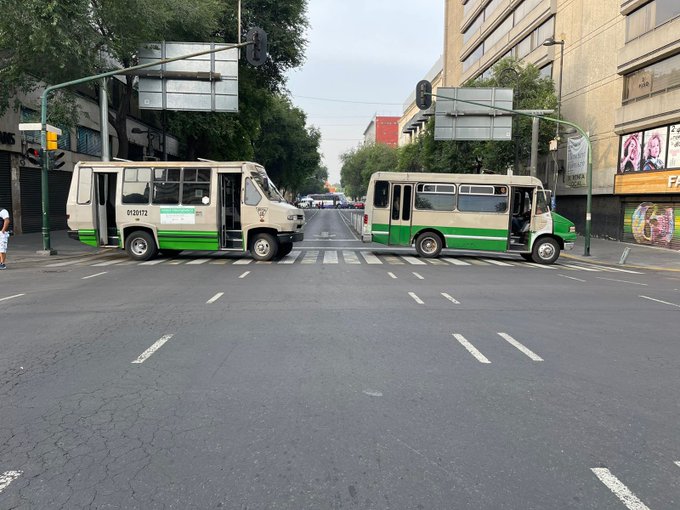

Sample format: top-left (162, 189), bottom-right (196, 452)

top-left (508, 186), bottom-right (533, 251)
top-left (531, 187), bottom-right (551, 234)
top-left (388, 183), bottom-right (413, 245)
top-left (94, 171), bottom-right (119, 247)
top-left (219, 173), bottom-right (243, 249)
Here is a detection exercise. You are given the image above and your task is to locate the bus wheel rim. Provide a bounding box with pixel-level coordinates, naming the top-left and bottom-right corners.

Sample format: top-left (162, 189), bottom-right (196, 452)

top-left (538, 242), bottom-right (554, 260)
top-left (133, 238), bottom-right (148, 255)
top-left (422, 237), bottom-right (436, 254)
top-left (255, 239), bottom-right (270, 256)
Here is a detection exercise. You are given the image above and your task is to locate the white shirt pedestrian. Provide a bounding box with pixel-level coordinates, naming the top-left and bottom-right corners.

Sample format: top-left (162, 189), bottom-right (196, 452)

top-left (0, 208), bottom-right (10, 269)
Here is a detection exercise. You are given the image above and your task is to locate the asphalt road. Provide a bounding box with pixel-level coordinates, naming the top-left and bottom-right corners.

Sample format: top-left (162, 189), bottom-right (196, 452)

top-left (1, 209), bottom-right (679, 509)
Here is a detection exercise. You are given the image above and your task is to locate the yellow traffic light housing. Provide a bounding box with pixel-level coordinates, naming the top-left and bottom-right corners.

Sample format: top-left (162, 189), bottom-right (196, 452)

top-left (46, 131), bottom-right (58, 150)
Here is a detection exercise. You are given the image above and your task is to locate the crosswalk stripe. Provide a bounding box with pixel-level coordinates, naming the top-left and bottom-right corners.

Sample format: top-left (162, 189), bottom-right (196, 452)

top-left (209, 259), bottom-right (230, 264)
top-left (139, 258), bottom-right (167, 266)
top-left (92, 258), bottom-right (126, 267)
top-left (402, 255), bottom-right (427, 265)
top-left (481, 258), bottom-right (514, 266)
top-left (524, 262), bottom-right (556, 269)
top-left (342, 250), bottom-right (360, 264)
top-left (382, 255), bottom-right (404, 264)
top-left (167, 259), bottom-right (184, 265)
top-left (464, 258), bottom-right (490, 266)
top-left (301, 250), bottom-right (318, 264)
top-left (560, 263), bottom-right (600, 272)
top-left (278, 250), bottom-right (301, 264)
top-left (186, 258), bottom-right (210, 265)
top-left (323, 250), bottom-right (338, 264)
top-left (582, 263), bottom-right (643, 274)
top-left (361, 252), bottom-right (383, 264)
top-left (444, 258), bottom-right (471, 266)
top-left (233, 258), bottom-right (252, 265)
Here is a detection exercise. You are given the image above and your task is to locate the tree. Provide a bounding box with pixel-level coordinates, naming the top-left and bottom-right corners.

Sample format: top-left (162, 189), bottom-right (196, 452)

top-left (340, 143), bottom-right (398, 199)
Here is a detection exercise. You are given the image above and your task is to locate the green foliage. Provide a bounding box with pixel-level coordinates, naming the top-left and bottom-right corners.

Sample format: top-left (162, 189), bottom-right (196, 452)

top-left (340, 143), bottom-right (398, 199)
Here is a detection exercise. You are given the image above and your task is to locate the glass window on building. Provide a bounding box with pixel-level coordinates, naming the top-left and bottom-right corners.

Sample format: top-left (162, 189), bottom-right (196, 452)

top-left (20, 107), bottom-right (39, 144)
top-left (464, 12), bottom-right (484, 44)
top-left (463, 43), bottom-right (485, 72)
top-left (623, 52), bottom-right (680, 102)
top-left (539, 63), bottom-right (553, 79)
top-left (76, 126), bottom-right (102, 156)
top-left (626, 0), bottom-right (680, 42)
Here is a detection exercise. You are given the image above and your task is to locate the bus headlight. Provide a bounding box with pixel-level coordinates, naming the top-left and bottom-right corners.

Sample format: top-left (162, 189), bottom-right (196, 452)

top-left (287, 214), bottom-right (297, 221)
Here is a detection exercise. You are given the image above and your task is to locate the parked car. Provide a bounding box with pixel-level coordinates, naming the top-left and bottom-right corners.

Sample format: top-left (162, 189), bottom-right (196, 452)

top-left (352, 201), bottom-right (364, 209)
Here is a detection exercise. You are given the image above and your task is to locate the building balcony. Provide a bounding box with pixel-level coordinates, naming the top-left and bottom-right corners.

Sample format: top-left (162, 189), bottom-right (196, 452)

top-left (615, 86), bottom-right (680, 134)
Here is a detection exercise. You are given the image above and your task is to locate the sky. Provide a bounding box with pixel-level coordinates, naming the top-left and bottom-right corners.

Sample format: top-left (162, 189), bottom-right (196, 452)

top-left (286, 0), bottom-right (445, 186)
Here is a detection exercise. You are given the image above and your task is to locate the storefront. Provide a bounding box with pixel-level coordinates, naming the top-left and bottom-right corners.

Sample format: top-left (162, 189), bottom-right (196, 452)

top-left (615, 122), bottom-right (680, 249)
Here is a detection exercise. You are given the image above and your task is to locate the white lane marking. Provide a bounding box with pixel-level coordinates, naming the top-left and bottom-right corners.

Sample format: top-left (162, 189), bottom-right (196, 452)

top-left (209, 259), bottom-right (229, 265)
top-left (0, 294), bottom-right (25, 302)
top-left (412, 272), bottom-right (424, 280)
top-left (591, 468), bottom-right (651, 510)
top-left (186, 258), bottom-right (210, 265)
top-left (131, 334), bottom-right (174, 364)
top-left (233, 258), bottom-right (253, 265)
top-left (402, 256), bottom-right (427, 265)
top-left (278, 250), bottom-right (301, 264)
top-left (82, 272), bottom-right (107, 280)
top-left (524, 262), bottom-right (556, 269)
top-left (441, 292), bottom-right (460, 304)
top-left (139, 258), bottom-right (167, 266)
top-left (92, 259), bottom-right (126, 267)
top-left (674, 461), bottom-right (680, 468)
top-left (383, 255), bottom-right (404, 264)
top-left (444, 258), bottom-right (471, 266)
top-left (239, 271), bottom-right (250, 279)
top-left (453, 334), bottom-right (490, 364)
top-left (363, 389), bottom-right (383, 397)
top-left (342, 250), bottom-right (361, 264)
top-left (584, 264), bottom-right (643, 274)
top-left (561, 263), bottom-right (600, 272)
top-left (481, 258), bottom-right (514, 266)
top-left (0, 470), bottom-right (22, 494)
top-left (639, 295), bottom-right (680, 309)
top-left (425, 258), bottom-right (448, 265)
top-left (596, 277), bottom-right (647, 286)
top-left (323, 250), bottom-right (338, 264)
top-left (497, 332), bottom-right (543, 361)
top-left (167, 259), bottom-right (184, 265)
top-left (408, 292), bottom-right (424, 305)
top-left (301, 250), bottom-right (318, 264)
top-left (361, 252), bottom-right (383, 264)
top-left (558, 274), bottom-right (586, 282)
top-left (388, 272), bottom-right (397, 279)
top-left (206, 292), bottom-right (224, 304)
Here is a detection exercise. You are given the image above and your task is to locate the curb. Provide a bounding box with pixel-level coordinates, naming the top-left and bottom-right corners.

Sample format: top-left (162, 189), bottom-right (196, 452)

top-left (561, 252), bottom-right (680, 273)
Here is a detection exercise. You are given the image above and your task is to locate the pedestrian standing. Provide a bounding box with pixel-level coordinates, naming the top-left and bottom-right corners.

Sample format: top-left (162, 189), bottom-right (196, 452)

top-left (0, 207), bottom-right (10, 270)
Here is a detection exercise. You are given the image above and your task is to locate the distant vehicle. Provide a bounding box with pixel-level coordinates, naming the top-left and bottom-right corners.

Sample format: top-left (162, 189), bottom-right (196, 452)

top-left (297, 197), bottom-right (314, 208)
top-left (363, 171), bottom-right (576, 264)
top-left (308, 192), bottom-right (348, 209)
top-left (67, 161), bottom-right (305, 262)
top-left (352, 201), bottom-right (365, 209)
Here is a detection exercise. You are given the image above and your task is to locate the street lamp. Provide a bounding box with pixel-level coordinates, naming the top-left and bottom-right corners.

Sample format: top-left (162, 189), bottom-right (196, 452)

top-left (543, 37), bottom-right (565, 207)
top-left (499, 66), bottom-right (520, 175)
top-left (132, 127), bottom-right (157, 158)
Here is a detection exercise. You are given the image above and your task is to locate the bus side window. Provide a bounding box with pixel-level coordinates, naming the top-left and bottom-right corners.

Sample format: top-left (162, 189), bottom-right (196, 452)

top-left (374, 180), bottom-right (389, 208)
top-left (244, 178), bottom-right (262, 206)
top-left (77, 167), bottom-right (93, 204)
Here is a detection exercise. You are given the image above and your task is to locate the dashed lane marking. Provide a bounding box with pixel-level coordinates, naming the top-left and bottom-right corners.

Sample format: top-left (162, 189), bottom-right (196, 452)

top-left (591, 468), bottom-right (651, 510)
top-left (82, 272), bottom-right (107, 280)
top-left (453, 334), bottom-right (490, 364)
top-left (497, 332), bottom-right (543, 361)
top-left (0, 294), bottom-right (25, 302)
top-left (639, 295), bottom-right (680, 308)
top-left (239, 271), bottom-right (250, 279)
top-left (441, 292), bottom-right (460, 304)
top-left (206, 292), bottom-right (224, 304)
top-left (408, 292), bottom-right (424, 305)
top-left (412, 272), bottom-right (424, 280)
top-left (596, 277), bottom-right (647, 286)
top-left (131, 334), bottom-right (174, 364)
top-left (387, 272), bottom-right (397, 279)
top-left (0, 471), bottom-right (22, 494)
top-left (558, 274), bottom-right (587, 282)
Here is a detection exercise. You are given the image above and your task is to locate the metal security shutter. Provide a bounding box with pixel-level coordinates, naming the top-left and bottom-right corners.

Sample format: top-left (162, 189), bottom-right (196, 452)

top-left (622, 199), bottom-right (680, 251)
top-left (0, 152), bottom-right (11, 211)
top-left (19, 168), bottom-right (72, 233)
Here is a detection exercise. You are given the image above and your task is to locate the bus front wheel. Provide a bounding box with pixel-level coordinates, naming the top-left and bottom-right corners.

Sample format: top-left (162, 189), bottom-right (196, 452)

top-left (125, 231), bottom-right (158, 261)
top-left (531, 237), bottom-right (560, 264)
top-left (415, 232), bottom-right (443, 258)
top-left (251, 233), bottom-right (278, 261)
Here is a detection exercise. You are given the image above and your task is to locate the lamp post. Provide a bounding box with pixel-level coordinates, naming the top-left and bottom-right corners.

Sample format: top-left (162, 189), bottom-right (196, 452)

top-left (499, 66), bottom-right (520, 175)
top-left (542, 37), bottom-right (565, 207)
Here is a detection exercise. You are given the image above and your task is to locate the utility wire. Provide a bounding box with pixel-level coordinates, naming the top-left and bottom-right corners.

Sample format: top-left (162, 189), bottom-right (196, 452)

top-left (293, 94), bottom-right (402, 106)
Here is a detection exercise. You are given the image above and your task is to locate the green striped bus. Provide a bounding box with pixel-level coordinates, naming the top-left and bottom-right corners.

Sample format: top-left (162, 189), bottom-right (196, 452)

top-left (362, 172), bottom-right (576, 264)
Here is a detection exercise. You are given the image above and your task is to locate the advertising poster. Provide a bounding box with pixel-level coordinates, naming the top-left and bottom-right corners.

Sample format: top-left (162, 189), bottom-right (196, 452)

top-left (667, 124), bottom-right (680, 169)
top-left (619, 132), bottom-right (642, 173)
top-left (642, 128), bottom-right (667, 171)
top-left (566, 136), bottom-right (587, 187)
top-left (622, 202), bottom-right (680, 250)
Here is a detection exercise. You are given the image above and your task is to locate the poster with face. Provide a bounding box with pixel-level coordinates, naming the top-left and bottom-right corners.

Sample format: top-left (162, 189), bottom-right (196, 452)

top-left (629, 202), bottom-right (676, 248)
top-left (667, 124), bottom-right (680, 169)
top-left (642, 128), bottom-right (667, 171)
top-left (619, 132), bottom-right (642, 173)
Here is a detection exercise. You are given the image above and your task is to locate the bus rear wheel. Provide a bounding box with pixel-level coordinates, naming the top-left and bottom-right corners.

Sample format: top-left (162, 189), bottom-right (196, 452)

top-left (250, 233), bottom-right (278, 261)
top-left (415, 232), bottom-right (443, 258)
top-left (531, 237), bottom-right (560, 264)
top-left (125, 231), bottom-right (158, 261)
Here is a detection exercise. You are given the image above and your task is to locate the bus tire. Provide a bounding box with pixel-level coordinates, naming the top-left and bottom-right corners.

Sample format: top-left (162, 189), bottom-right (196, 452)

top-left (415, 232), bottom-right (443, 258)
top-left (520, 253), bottom-right (533, 261)
top-left (160, 249), bottom-right (182, 257)
top-left (531, 237), bottom-right (560, 264)
top-left (250, 233), bottom-right (278, 261)
top-left (125, 231), bottom-right (158, 261)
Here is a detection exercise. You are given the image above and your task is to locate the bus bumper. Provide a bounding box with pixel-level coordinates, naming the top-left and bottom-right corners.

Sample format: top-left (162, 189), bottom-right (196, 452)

top-left (564, 242), bottom-right (575, 251)
top-left (278, 232), bottom-right (304, 243)
top-left (362, 233), bottom-right (372, 243)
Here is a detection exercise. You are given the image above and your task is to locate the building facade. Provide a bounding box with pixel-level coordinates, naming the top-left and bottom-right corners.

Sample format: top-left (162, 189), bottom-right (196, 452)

top-left (426, 0), bottom-right (680, 247)
top-left (0, 83), bottom-right (178, 234)
top-left (363, 116), bottom-right (401, 147)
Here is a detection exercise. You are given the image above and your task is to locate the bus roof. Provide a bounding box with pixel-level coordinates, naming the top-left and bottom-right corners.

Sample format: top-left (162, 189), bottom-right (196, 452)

top-left (369, 171), bottom-right (544, 187)
top-left (74, 160), bottom-right (265, 171)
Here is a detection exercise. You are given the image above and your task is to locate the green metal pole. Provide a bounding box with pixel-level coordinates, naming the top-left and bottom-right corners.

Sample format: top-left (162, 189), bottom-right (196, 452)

top-left (428, 91), bottom-right (593, 256)
top-left (38, 40), bottom-right (250, 253)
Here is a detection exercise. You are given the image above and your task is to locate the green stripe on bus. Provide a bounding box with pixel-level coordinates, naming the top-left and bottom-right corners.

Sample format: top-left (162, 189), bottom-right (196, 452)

top-left (372, 223), bottom-right (508, 250)
top-left (78, 229), bottom-right (98, 247)
top-left (157, 230), bottom-right (219, 251)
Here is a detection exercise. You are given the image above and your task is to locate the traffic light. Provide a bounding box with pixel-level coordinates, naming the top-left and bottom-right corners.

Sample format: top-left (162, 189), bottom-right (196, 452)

top-left (52, 151), bottom-right (66, 169)
top-left (246, 27), bottom-right (268, 67)
top-left (46, 131), bottom-right (58, 150)
top-left (25, 148), bottom-right (42, 166)
top-left (416, 80), bottom-right (433, 110)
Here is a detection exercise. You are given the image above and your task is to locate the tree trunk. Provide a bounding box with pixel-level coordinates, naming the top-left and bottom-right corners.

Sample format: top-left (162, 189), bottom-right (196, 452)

top-left (110, 76), bottom-right (133, 159)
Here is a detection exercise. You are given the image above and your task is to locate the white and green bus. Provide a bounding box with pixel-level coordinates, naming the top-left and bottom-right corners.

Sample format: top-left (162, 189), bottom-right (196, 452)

top-left (66, 161), bottom-right (305, 261)
top-left (362, 172), bottom-right (576, 264)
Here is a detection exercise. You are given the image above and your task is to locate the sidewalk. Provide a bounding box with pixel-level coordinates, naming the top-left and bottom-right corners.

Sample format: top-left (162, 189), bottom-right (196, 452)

top-left (4, 230), bottom-right (680, 271)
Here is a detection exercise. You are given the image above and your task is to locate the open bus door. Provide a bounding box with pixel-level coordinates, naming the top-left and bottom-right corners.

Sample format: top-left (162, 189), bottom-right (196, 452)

top-left (94, 171), bottom-right (119, 247)
top-left (388, 183), bottom-right (413, 246)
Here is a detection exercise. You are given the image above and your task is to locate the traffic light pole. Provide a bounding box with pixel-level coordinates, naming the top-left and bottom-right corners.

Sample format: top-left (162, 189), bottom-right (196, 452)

top-left (37, 39), bottom-right (256, 254)
top-left (427, 91), bottom-right (593, 256)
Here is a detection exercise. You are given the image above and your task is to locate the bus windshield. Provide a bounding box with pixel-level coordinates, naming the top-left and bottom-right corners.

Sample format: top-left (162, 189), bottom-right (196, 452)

top-left (251, 170), bottom-right (285, 202)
